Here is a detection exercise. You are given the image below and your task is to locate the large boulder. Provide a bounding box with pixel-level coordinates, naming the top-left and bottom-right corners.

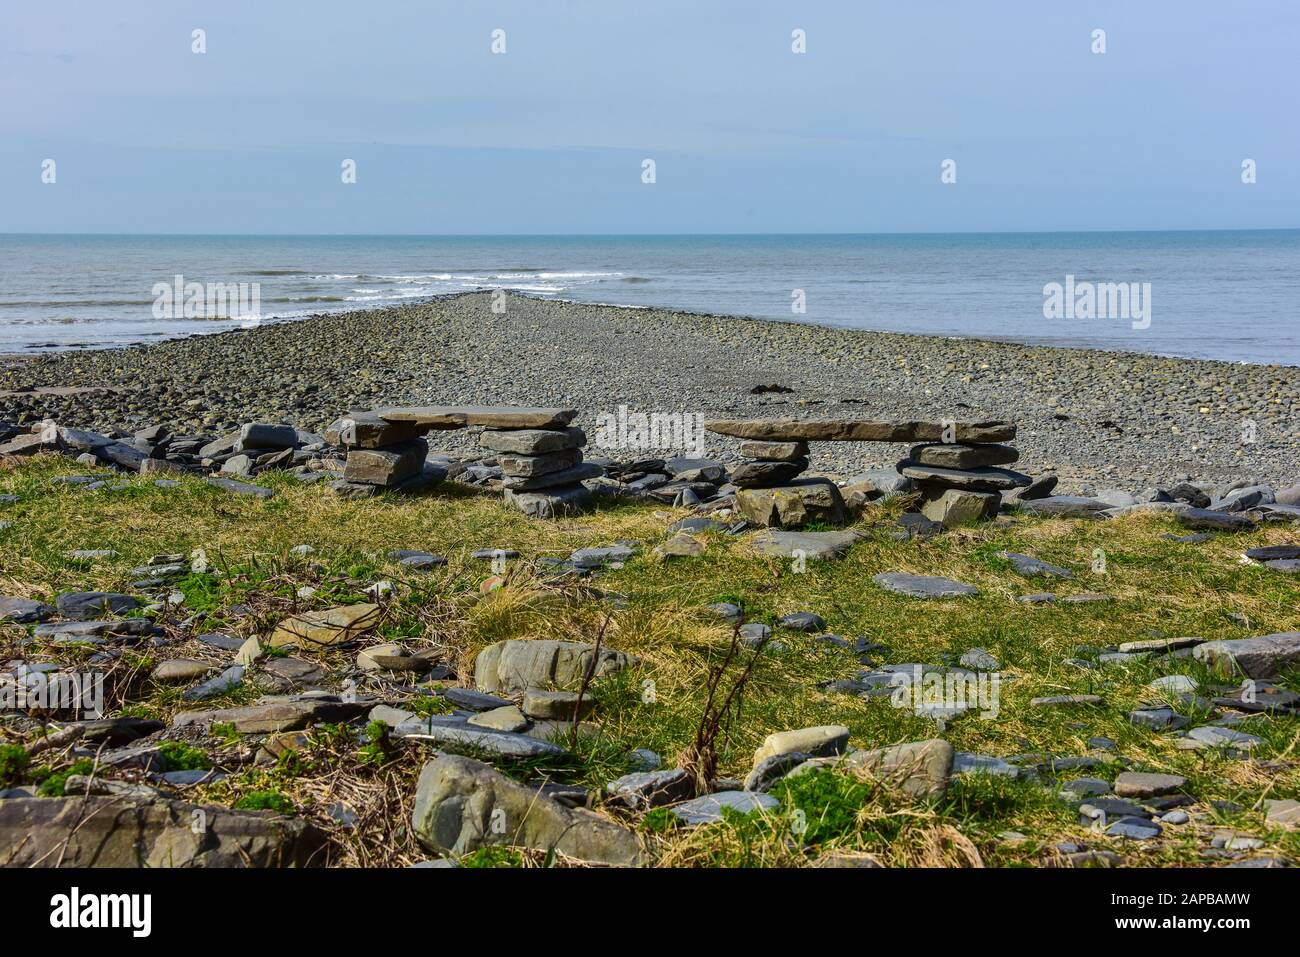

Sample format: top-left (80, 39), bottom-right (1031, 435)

top-left (473, 639), bottom-right (637, 694)
top-left (411, 755), bottom-right (644, 866)
top-left (1193, 632), bottom-right (1300, 679)
top-left (0, 796), bottom-right (326, 867)
top-left (735, 479), bottom-right (847, 528)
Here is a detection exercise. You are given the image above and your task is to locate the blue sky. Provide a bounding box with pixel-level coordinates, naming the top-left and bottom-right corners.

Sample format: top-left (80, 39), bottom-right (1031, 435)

top-left (1, 1), bottom-right (1295, 234)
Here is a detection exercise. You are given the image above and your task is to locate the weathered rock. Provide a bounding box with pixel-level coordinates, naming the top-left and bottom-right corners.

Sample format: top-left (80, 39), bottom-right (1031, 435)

top-left (730, 458), bottom-right (809, 488)
top-left (466, 705), bottom-right (530, 733)
top-left (751, 529), bottom-right (861, 560)
top-left (738, 440), bottom-right (809, 461)
top-left (236, 422), bottom-right (299, 452)
top-left (382, 406), bottom-right (575, 430)
top-left (55, 591), bottom-right (140, 621)
top-left (735, 479), bottom-right (847, 527)
top-left (206, 476), bottom-right (274, 499)
top-left (753, 725), bottom-right (849, 766)
top-left (1113, 771), bottom-right (1186, 799)
top-left (669, 790), bottom-right (779, 824)
top-left (411, 754), bottom-right (643, 865)
top-left (902, 463), bottom-right (1031, 491)
top-left (823, 739), bottom-right (955, 799)
top-left (705, 419), bottom-right (1016, 443)
top-left (0, 596), bottom-right (55, 623)
top-left (606, 769), bottom-right (694, 810)
top-left (522, 689), bottom-right (593, 720)
top-left (909, 443), bottom-right (1019, 469)
top-left (1177, 507), bottom-right (1254, 531)
top-left (658, 532), bottom-right (705, 558)
top-left (324, 411), bottom-right (421, 449)
top-left (997, 551), bottom-right (1073, 578)
top-left (504, 485), bottom-right (594, 518)
top-left (480, 427), bottom-right (586, 455)
top-left (181, 665), bottom-right (245, 701)
top-left (151, 659), bottom-right (215, 683)
top-left (919, 488), bottom-right (1000, 525)
top-left (1018, 496), bottom-right (1110, 518)
top-left (501, 462), bottom-right (603, 491)
top-left (1193, 632), bottom-right (1300, 678)
top-left (172, 696), bottom-right (367, 733)
top-left (344, 440), bottom-right (427, 487)
top-left (778, 611), bottom-right (825, 632)
top-left (1031, 694), bottom-right (1103, 708)
top-left (474, 639), bottom-right (638, 694)
top-left (959, 648), bottom-right (1000, 671)
top-left (872, 572), bottom-right (979, 598)
top-left (268, 603), bottom-right (381, 649)
top-left (0, 796), bottom-right (326, 867)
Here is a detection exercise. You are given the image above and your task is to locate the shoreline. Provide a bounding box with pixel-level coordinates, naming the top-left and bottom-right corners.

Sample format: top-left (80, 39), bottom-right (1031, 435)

top-left (2, 291), bottom-right (1298, 490)
top-left (5, 288), bottom-right (1296, 371)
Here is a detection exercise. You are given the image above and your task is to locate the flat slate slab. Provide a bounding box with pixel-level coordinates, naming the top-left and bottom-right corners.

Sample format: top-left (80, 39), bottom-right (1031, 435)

top-left (751, 530), bottom-right (863, 561)
top-left (393, 716), bottom-right (566, 759)
top-left (669, 790), bottom-right (779, 825)
top-left (379, 406), bottom-right (577, 430)
top-left (909, 443), bottom-right (1019, 469)
top-left (704, 419), bottom-right (1016, 443)
top-left (900, 462), bottom-right (1032, 491)
top-left (872, 572), bottom-right (979, 598)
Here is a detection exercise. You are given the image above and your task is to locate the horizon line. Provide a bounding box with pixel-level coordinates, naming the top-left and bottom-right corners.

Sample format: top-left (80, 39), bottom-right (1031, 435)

top-left (2, 226), bottom-right (1299, 239)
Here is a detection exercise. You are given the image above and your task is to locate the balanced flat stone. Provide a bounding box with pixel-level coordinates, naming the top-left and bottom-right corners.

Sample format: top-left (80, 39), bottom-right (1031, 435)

top-left (909, 443), bottom-right (1019, 469)
top-left (738, 440), bottom-right (809, 461)
top-left (325, 411), bottom-right (421, 448)
top-left (730, 458), bottom-right (809, 488)
top-left (344, 440), bottom-right (427, 486)
top-left (480, 427), bottom-right (586, 455)
top-left (705, 419), bottom-right (1016, 443)
top-left (380, 406), bottom-right (576, 430)
top-left (497, 448), bottom-right (581, 478)
top-left (872, 573), bottom-right (979, 598)
top-left (500, 462), bottom-right (603, 492)
top-left (901, 462), bottom-right (1031, 491)
top-left (919, 488), bottom-right (999, 525)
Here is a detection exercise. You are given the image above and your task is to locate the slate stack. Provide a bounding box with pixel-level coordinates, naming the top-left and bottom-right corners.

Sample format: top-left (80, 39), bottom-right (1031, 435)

top-left (369, 405), bottom-right (598, 518)
top-left (487, 424), bottom-right (601, 518)
top-left (326, 410), bottom-right (453, 497)
top-left (896, 440), bottom-right (1031, 525)
top-left (705, 417), bottom-right (1020, 528)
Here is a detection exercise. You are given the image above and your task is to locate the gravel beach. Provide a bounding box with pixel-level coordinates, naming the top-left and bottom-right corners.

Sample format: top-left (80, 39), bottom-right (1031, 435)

top-left (2, 292), bottom-right (1298, 491)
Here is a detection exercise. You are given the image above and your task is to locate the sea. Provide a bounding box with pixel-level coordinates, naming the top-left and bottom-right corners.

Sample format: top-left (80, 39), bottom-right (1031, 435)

top-left (1, 231), bottom-right (1297, 365)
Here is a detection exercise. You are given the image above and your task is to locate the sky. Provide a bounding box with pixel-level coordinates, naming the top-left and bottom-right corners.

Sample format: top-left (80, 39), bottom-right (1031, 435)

top-left (0, 1), bottom-right (1296, 234)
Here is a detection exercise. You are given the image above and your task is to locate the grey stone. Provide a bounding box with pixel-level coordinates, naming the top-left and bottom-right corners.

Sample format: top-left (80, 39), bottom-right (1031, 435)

top-left (959, 648), bottom-right (1000, 671)
top-left (344, 440), bottom-right (427, 487)
top-left (738, 440), bottom-right (809, 462)
top-left (395, 716), bottom-right (563, 758)
top-left (901, 463), bottom-right (1031, 491)
top-left (909, 443), bottom-right (1019, 469)
top-left (731, 458), bottom-right (809, 488)
top-left (751, 529), bottom-right (862, 560)
top-left (0, 796), bottom-right (325, 867)
top-left (919, 488), bottom-right (1000, 525)
top-left (735, 479), bottom-right (847, 527)
top-left (504, 484), bottom-right (594, 518)
top-left (501, 462), bottom-right (603, 491)
top-left (206, 476), bottom-right (275, 498)
top-left (410, 754), bottom-right (643, 865)
top-left (1193, 632), bottom-right (1300, 678)
top-left (873, 572), bottom-right (979, 598)
top-left (55, 591), bottom-right (140, 620)
top-left (1113, 771), bottom-right (1186, 798)
top-left (0, 596), bottom-right (55, 624)
top-left (670, 790), bottom-right (779, 825)
top-left (473, 638), bottom-right (638, 694)
top-left (480, 427), bottom-right (586, 455)
top-left (778, 611), bottom-right (825, 632)
top-left (1105, 816), bottom-right (1162, 840)
top-left (704, 418), bottom-right (1016, 443)
top-left (606, 769), bottom-right (694, 810)
top-left (1177, 507), bottom-right (1254, 531)
top-left (237, 422), bottom-right (299, 452)
top-left (997, 551), bottom-right (1073, 578)
top-left (521, 689), bottom-right (593, 720)
top-left (1018, 496), bottom-right (1110, 518)
top-left (466, 705), bottom-right (530, 733)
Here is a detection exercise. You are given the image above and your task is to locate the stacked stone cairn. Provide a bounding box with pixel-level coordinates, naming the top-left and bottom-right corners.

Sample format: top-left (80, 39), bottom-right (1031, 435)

top-left (894, 424), bottom-right (1030, 525)
top-left (324, 409), bottom-right (461, 498)
top-left (705, 417), bottom-right (1022, 527)
top-left (375, 406), bottom-right (600, 518)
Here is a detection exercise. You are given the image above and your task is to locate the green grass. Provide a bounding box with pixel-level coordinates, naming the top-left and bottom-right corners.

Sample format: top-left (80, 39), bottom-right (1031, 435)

top-left (2, 454), bottom-right (1298, 867)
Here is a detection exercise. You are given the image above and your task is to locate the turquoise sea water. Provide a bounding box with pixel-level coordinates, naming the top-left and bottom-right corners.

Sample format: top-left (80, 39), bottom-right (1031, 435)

top-left (1, 231), bottom-right (1296, 364)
